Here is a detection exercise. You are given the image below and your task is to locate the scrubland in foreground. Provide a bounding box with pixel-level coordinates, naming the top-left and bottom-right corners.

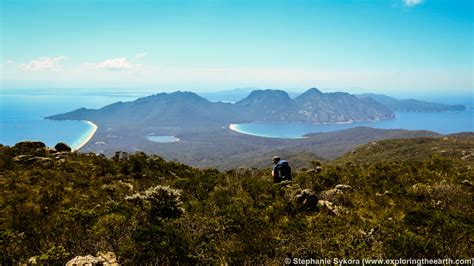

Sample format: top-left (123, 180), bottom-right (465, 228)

top-left (1, 135), bottom-right (472, 264)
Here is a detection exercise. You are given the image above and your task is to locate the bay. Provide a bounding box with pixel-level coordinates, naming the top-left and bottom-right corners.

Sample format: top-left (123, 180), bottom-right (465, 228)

top-left (230, 110), bottom-right (474, 139)
top-left (0, 92), bottom-right (141, 149)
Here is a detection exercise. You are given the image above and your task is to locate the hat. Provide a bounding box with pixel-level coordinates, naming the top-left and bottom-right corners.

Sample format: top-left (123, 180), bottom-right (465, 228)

top-left (272, 156), bottom-right (280, 163)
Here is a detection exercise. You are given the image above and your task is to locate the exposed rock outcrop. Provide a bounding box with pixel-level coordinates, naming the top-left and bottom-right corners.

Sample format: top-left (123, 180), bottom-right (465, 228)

top-left (65, 251), bottom-right (118, 266)
top-left (12, 155), bottom-right (53, 167)
top-left (318, 200), bottom-right (343, 216)
top-left (294, 189), bottom-right (318, 209)
top-left (55, 142), bottom-right (72, 152)
top-left (12, 155), bottom-right (35, 162)
top-left (335, 184), bottom-right (352, 191)
top-left (319, 188), bottom-right (344, 203)
top-left (13, 141), bottom-right (46, 150)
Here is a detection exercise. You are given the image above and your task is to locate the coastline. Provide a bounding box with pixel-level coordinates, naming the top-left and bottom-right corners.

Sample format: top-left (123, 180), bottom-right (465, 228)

top-left (73, 121), bottom-right (98, 151)
top-left (229, 123), bottom-right (250, 136)
top-left (228, 123), bottom-right (306, 139)
top-left (229, 123), bottom-right (239, 132)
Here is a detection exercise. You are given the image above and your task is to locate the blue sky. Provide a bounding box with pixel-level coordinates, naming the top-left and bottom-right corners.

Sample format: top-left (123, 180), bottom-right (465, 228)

top-left (0, 0), bottom-right (472, 94)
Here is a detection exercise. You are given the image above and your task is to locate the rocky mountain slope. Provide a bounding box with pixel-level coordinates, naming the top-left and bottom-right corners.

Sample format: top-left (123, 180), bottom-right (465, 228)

top-left (48, 88), bottom-right (395, 126)
top-left (291, 88), bottom-right (394, 122)
top-left (47, 91), bottom-right (240, 127)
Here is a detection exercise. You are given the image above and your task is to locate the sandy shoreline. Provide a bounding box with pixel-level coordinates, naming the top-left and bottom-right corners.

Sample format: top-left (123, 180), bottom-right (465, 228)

top-left (228, 123), bottom-right (305, 139)
top-left (73, 121), bottom-right (98, 151)
top-left (228, 123), bottom-right (238, 132)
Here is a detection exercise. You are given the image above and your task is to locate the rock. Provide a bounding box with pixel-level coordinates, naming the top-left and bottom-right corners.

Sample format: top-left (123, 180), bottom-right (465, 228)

top-left (317, 200), bottom-right (345, 216)
top-left (315, 166), bottom-right (323, 173)
top-left (295, 189), bottom-right (318, 209)
top-left (319, 188), bottom-right (343, 202)
top-left (279, 180), bottom-right (293, 186)
top-left (29, 156), bottom-right (53, 162)
top-left (66, 255), bottom-right (105, 266)
top-left (27, 256), bottom-right (38, 264)
top-left (306, 169), bottom-right (317, 174)
top-left (30, 157), bottom-right (54, 167)
top-left (13, 141), bottom-right (46, 150)
top-left (335, 184), bottom-right (352, 191)
top-left (54, 152), bottom-right (69, 160)
top-left (55, 142), bottom-right (72, 152)
top-left (97, 251), bottom-right (118, 265)
top-left (317, 200), bottom-right (334, 209)
top-left (12, 155), bottom-right (53, 167)
top-left (432, 200), bottom-right (442, 208)
top-left (346, 162), bottom-right (355, 167)
top-left (65, 251), bottom-right (118, 266)
top-left (168, 171), bottom-right (178, 178)
top-left (118, 180), bottom-right (134, 191)
top-left (12, 155), bottom-right (35, 162)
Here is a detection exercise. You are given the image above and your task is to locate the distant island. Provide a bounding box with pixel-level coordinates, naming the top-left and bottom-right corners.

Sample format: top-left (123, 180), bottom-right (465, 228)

top-left (357, 93), bottom-right (467, 112)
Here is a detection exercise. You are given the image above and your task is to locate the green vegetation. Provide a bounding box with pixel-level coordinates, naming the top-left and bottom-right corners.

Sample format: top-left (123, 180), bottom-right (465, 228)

top-left (0, 137), bottom-right (472, 264)
top-left (333, 134), bottom-right (474, 165)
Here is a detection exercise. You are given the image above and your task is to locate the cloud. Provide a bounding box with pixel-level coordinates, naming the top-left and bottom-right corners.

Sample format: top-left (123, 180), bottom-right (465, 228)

top-left (94, 57), bottom-right (140, 71)
top-left (19, 56), bottom-right (66, 71)
top-left (403, 0), bottom-right (423, 7)
top-left (135, 52), bottom-right (147, 59)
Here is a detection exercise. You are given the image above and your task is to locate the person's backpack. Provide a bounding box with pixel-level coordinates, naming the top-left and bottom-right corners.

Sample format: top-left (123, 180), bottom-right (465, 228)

top-left (277, 161), bottom-right (292, 181)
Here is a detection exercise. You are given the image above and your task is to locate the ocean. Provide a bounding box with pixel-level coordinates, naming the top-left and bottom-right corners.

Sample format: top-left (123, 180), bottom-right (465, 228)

top-left (1, 90), bottom-right (473, 148)
top-left (230, 110), bottom-right (474, 139)
top-left (0, 91), bottom-right (143, 149)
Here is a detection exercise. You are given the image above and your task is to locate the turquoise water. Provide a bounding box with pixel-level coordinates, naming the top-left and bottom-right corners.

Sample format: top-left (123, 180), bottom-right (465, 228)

top-left (232, 110), bottom-right (474, 139)
top-left (147, 136), bottom-right (180, 143)
top-left (0, 92), bottom-right (141, 149)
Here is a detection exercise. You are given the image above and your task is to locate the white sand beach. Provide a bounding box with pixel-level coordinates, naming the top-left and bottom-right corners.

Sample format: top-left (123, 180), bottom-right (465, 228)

top-left (73, 121), bottom-right (98, 151)
top-left (228, 123), bottom-right (239, 132)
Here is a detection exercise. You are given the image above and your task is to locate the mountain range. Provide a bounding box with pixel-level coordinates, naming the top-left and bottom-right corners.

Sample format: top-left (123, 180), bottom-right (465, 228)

top-left (48, 88), bottom-right (395, 126)
top-left (45, 88), bottom-right (469, 168)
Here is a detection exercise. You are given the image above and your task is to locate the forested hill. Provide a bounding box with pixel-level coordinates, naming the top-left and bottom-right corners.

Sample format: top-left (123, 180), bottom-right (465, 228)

top-left (1, 136), bottom-right (472, 264)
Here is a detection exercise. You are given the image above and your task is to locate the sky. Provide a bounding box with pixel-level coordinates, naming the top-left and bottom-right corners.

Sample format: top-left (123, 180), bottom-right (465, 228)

top-left (0, 0), bottom-right (473, 95)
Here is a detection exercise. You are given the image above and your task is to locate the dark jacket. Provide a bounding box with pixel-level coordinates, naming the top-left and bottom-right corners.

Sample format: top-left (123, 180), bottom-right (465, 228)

top-left (273, 160), bottom-right (292, 183)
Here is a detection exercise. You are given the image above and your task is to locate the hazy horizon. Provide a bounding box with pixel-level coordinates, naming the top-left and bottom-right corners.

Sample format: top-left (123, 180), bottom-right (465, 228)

top-left (1, 86), bottom-right (472, 107)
